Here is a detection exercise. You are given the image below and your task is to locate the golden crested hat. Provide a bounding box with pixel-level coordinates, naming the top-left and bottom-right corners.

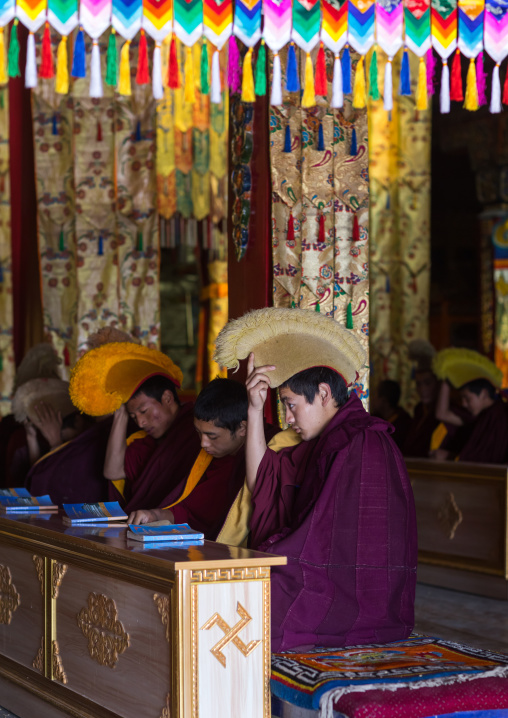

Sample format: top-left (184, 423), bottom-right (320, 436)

top-left (13, 378), bottom-right (75, 424)
top-left (69, 342), bottom-right (183, 416)
top-left (433, 348), bottom-right (503, 389)
top-left (213, 307), bottom-right (366, 388)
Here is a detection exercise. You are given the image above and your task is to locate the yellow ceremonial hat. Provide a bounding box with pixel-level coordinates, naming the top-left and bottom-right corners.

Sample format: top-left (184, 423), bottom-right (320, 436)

top-left (69, 342), bottom-right (183, 416)
top-left (213, 307), bottom-right (366, 388)
top-left (433, 348), bottom-right (503, 389)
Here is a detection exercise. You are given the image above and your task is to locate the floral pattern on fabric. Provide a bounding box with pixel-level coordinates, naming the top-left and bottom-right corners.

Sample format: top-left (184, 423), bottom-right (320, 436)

top-left (0, 84), bottom-right (13, 414)
top-left (270, 46), bottom-right (370, 409)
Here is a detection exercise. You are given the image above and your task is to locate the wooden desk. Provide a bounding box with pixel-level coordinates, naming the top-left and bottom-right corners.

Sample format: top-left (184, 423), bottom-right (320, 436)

top-left (406, 458), bottom-right (508, 599)
top-left (0, 514), bottom-right (286, 718)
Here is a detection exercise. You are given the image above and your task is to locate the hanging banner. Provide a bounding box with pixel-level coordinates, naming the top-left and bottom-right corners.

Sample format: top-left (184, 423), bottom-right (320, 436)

top-left (174, 0), bottom-right (203, 46)
top-left (458, 0), bottom-right (484, 57)
top-left (17, 0), bottom-right (47, 31)
top-left (263, 0), bottom-right (292, 51)
top-left (376, 0), bottom-right (403, 58)
top-left (142, 0), bottom-right (172, 40)
top-left (0, 0), bottom-right (15, 27)
top-left (404, 0), bottom-right (431, 56)
top-left (484, 0), bottom-right (508, 64)
top-left (431, 0), bottom-right (457, 58)
top-left (80, 0), bottom-right (113, 38)
top-left (348, 0), bottom-right (375, 56)
top-left (292, 0), bottom-right (321, 53)
top-left (48, 0), bottom-right (78, 35)
top-left (204, 0), bottom-right (233, 49)
top-left (233, 0), bottom-right (262, 47)
top-left (112, 0), bottom-right (143, 38)
top-left (321, 0), bottom-right (347, 53)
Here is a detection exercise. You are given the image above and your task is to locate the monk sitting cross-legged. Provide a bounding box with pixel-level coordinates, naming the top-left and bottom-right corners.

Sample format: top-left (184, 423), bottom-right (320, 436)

top-left (214, 308), bottom-right (418, 652)
top-left (128, 378), bottom-right (277, 540)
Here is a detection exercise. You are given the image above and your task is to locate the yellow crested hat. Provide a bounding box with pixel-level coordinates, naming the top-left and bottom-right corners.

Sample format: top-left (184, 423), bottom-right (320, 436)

top-left (69, 342), bottom-right (183, 416)
top-left (433, 348), bottom-right (503, 389)
top-left (213, 307), bottom-right (366, 388)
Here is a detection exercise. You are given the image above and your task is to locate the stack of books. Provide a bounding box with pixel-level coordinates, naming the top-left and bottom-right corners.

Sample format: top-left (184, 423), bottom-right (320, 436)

top-left (127, 523), bottom-right (204, 548)
top-left (62, 501), bottom-right (128, 526)
top-left (0, 494), bottom-right (58, 513)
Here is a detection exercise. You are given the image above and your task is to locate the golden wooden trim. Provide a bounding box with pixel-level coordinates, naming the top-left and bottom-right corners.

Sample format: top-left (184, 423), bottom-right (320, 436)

top-left (0, 564), bottom-right (20, 625)
top-left (263, 580), bottom-right (270, 718)
top-left (200, 602), bottom-right (261, 668)
top-left (191, 583), bottom-right (198, 718)
top-left (153, 593), bottom-right (171, 643)
top-left (33, 554), bottom-right (44, 595)
top-left (52, 640), bottom-right (68, 684)
top-left (77, 592), bottom-right (130, 668)
top-left (160, 692), bottom-right (171, 718)
top-left (190, 566), bottom-right (270, 583)
top-left (52, 562), bottom-right (67, 599)
top-left (32, 637), bottom-right (44, 674)
top-left (437, 491), bottom-right (463, 540)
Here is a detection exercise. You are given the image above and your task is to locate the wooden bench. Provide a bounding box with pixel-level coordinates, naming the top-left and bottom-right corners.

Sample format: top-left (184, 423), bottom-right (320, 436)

top-left (0, 514), bottom-right (285, 718)
top-left (406, 458), bottom-right (508, 599)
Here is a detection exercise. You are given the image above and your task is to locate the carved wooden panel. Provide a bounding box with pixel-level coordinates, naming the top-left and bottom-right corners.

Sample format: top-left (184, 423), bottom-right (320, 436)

top-left (0, 543), bottom-right (44, 670)
top-left (55, 564), bottom-right (171, 718)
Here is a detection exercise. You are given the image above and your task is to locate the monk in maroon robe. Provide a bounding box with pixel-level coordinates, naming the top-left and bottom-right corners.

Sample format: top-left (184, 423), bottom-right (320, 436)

top-left (104, 375), bottom-right (201, 513)
top-left (27, 417), bottom-right (113, 504)
top-left (371, 379), bottom-right (412, 451)
top-left (403, 369), bottom-right (440, 457)
top-left (128, 379), bottom-right (278, 539)
top-left (246, 359), bottom-right (417, 652)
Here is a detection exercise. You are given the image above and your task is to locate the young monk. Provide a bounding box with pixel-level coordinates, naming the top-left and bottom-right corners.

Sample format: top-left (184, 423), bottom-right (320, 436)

top-left (128, 378), bottom-right (277, 539)
top-left (70, 342), bottom-right (201, 513)
top-left (214, 307), bottom-right (417, 652)
top-left (371, 379), bottom-right (411, 450)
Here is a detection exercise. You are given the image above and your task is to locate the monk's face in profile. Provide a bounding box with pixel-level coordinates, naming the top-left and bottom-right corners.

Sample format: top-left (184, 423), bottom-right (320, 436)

top-left (415, 370), bottom-right (438, 405)
top-left (126, 390), bottom-right (177, 439)
top-left (280, 384), bottom-right (336, 441)
top-left (460, 387), bottom-right (492, 417)
top-left (194, 418), bottom-right (247, 458)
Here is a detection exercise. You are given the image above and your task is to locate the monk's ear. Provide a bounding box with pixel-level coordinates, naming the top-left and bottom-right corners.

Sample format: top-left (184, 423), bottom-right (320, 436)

top-left (237, 420), bottom-right (247, 438)
top-left (318, 383), bottom-right (333, 407)
top-left (161, 389), bottom-right (175, 407)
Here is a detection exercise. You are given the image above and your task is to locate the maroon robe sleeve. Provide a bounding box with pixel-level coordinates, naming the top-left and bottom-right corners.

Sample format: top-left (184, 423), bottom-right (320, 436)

top-left (458, 400), bottom-right (508, 463)
top-left (124, 436), bottom-right (158, 482)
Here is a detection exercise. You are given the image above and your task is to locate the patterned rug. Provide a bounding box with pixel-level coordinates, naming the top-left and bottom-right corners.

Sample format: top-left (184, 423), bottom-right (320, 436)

top-left (271, 635), bottom-right (508, 718)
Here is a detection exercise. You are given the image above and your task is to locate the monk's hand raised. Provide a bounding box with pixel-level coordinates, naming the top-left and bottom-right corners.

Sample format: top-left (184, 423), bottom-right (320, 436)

top-left (246, 352), bottom-right (275, 412)
top-left (33, 401), bottom-right (63, 449)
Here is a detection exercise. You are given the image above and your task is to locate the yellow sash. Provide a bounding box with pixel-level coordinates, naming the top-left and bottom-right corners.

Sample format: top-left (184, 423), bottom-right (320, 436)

top-left (126, 430), bottom-right (147, 446)
top-left (430, 422), bottom-right (448, 452)
top-left (162, 449), bottom-right (213, 509)
top-left (31, 440), bottom-right (72, 469)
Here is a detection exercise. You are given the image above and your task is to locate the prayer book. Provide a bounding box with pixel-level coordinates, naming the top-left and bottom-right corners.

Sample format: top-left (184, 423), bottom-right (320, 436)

top-left (62, 501), bottom-right (128, 525)
top-left (127, 523), bottom-right (204, 542)
top-left (128, 540), bottom-right (205, 551)
top-left (0, 488), bottom-right (31, 497)
top-left (0, 495), bottom-right (58, 512)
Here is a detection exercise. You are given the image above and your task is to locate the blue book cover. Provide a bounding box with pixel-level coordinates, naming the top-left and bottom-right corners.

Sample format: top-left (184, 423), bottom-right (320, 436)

top-left (127, 523), bottom-right (204, 542)
top-left (0, 495), bottom-right (57, 512)
top-left (0, 488), bottom-right (31, 498)
top-left (129, 539), bottom-right (205, 551)
top-left (62, 501), bottom-right (127, 524)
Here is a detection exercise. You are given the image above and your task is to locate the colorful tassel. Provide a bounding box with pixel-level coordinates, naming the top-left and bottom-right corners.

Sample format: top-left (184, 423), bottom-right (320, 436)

top-left (97, 120), bottom-right (102, 141)
top-left (271, 52), bottom-right (282, 105)
top-left (440, 60), bottom-right (450, 113)
top-left (137, 231), bottom-right (143, 251)
top-left (201, 40), bottom-right (209, 94)
top-left (450, 50), bottom-right (463, 101)
top-left (55, 36), bottom-right (69, 94)
top-left (342, 45), bottom-right (351, 94)
top-left (476, 52), bottom-right (487, 107)
top-left (135, 119), bottom-right (142, 141)
top-left (416, 56), bottom-right (427, 110)
top-left (168, 34), bottom-right (180, 88)
top-left (385, 275), bottom-right (390, 293)
top-left (59, 228), bottom-right (65, 251)
top-left (136, 29), bottom-right (149, 85)
top-left (0, 29), bottom-right (7, 85)
top-left (71, 27), bottom-right (86, 78)
top-left (184, 46), bottom-right (195, 103)
top-left (315, 300), bottom-right (320, 312)
top-left (241, 47), bottom-right (255, 102)
top-left (151, 44), bottom-right (163, 99)
top-left (286, 42), bottom-right (300, 92)
top-left (0, 353), bottom-right (3, 371)
top-left (346, 301), bottom-right (353, 329)
top-left (426, 47), bottom-right (436, 96)
top-left (399, 48), bottom-right (411, 95)
top-left (315, 42), bottom-right (327, 96)
top-left (331, 54), bottom-right (343, 108)
top-left (25, 32), bottom-right (37, 89)
top-left (211, 49), bottom-right (221, 104)
top-left (63, 345), bottom-right (70, 367)
top-left (352, 213), bottom-right (360, 241)
top-left (118, 40), bottom-right (131, 96)
top-left (255, 40), bottom-right (266, 96)
top-left (90, 40), bottom-right (103, 97)
top-left (52, 113), bottom-right (58, 135)
top-left (40, 23), bottom-right (54, 79)
top-left (105, 30), bottom-right (117, 87)
top-left (283, 123), bottom-right (291, 152)
top-left (302, 52), bottom-right (316, 108)
top-left (98, 235), bottom-right (104, 255)
top-left (318, 213), bottom-right (325, 243)
top-left (463, 57), bottom-right (478, 111)
top-left (228, 36), bottom-right (241, 93)
top-left (491, 64), bottom-right (501, 114)
top-left (317, 122), bottom-right (325, 151)
top-left (384, 57), bottom-right (393, 111)
top-left (352, 55), bottom-right (366, 108)
top-left (368, 49), bottom-right (379, 100)
top-left (350, 127), bottom-right (357, 156)
top-left (503, 66), bottom-right (508, 105)
top-left (8, 20), bottom-right (20, 78)
top-left (287, 213), bottom-right (295, 243)
top-left (0, 264), bottom-right (2, 283)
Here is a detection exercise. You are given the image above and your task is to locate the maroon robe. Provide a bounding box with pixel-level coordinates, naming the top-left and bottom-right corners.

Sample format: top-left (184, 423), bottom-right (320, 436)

top-left (250, 393), bottom-right (417, 652)
top-left (27, 418), bottom-right (113, 504)
top-left (403, 402), bottom-right (440, 458)
top-left (121, 402), bottom-right (201, 514)
top-left (388, 407), bottom-right (412, 451)
top-left (457, 400), bottom-right (508, 463)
